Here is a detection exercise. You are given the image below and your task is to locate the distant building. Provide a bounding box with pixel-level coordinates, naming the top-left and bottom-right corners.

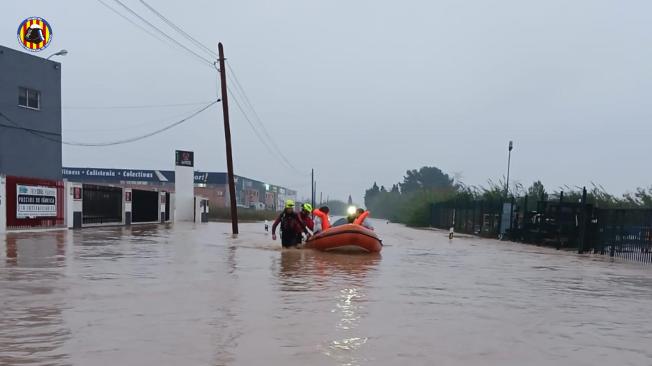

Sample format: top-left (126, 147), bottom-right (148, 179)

top-left (61, 167), bottom-right (297, 211)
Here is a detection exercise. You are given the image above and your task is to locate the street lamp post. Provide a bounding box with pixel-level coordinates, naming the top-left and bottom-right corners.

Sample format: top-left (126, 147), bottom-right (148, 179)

top-left (499, 140), bottom-right (515, 239)
top-left (46, 49), bottom-right (68, 60)
top-left (505, 140), bottom-right (513, 198)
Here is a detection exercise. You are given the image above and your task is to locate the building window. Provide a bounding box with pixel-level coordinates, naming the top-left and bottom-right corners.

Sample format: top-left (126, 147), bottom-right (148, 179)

top-left (18, 87), bottom-right (40, 110)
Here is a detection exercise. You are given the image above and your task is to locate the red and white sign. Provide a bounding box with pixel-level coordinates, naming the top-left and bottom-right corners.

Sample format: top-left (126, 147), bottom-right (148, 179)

top-left (16, 184), bottom-right (57, 218)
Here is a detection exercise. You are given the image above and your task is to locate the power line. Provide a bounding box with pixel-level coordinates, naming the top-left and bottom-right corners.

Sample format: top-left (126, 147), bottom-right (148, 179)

top-left (225, 86), bottom-right (296, 171)
top-left (96, 0), bottom-right (166, 43)
top-left (63, 108), bottom-right (205, 132)
top-left (227, 62), bottom-right (263, 123)
top-left (0, 100), bottom-right (217, 146)
top-left (137, 0), bottom-right (217, 59)
top-left (95, 0), bottom-right (303, 173)
top-left (63, 101), bottom-right (216, 110)
top-left (127, 0), bottom-right (302, 173)
top-left (67, 101), bottom-right (217, 146)
top-left (0, 121), bottom-right (61, 136)
top-left (225, 62), bottom-right (296, 171)
top-left (103, 0), bottom-right (215, 68)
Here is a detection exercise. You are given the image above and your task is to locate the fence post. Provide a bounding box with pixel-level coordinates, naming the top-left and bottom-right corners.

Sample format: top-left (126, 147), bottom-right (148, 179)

top-left (557, 191), bottom-right (564, 249)
top-left (452, 199), bottom-right (457, 231)
top-left (578, 187), bottom-right (587, 254)
top-left (472, 200), bottom-right (477, 235)
top-left (537, 195), bottom-right (544, 244)
top-left (509, 196), bottom-right (515, 241)
top-left (464, 202), bottom-right (469, 233)
top-left (609, 210), bottom-right (616, 257)
top-left (481, 200), bottom-right (485, 235)
top-left (522, 195), bottom-right (528, 242)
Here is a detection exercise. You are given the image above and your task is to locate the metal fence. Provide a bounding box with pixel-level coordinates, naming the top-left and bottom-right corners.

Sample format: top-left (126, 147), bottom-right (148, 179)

top-left (430, 200), bottom-right (502, 238)
top-left (430, 189), bottom-right (652, 265)
top-left (593, 209), bottom-right (652, 264)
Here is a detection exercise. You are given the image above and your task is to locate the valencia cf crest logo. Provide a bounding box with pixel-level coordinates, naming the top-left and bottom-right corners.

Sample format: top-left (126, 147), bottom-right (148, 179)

top-left (17, 17), bottom-right (53, 52)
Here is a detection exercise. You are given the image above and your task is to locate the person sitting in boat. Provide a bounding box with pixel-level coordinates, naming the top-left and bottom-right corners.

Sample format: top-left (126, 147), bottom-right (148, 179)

top-left (346, 208), bottom-right (358, 224)
top-left (312, 206), bottom-right (331, 234)
top-left (353, 208), bottom-right (374, 231)
top-left (272, 200), bottom-right (311, 248)
top-left (347, 207), bottom-right (365, 223)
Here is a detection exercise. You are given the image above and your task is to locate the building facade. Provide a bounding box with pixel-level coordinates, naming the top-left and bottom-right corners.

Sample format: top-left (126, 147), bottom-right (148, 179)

top-left (0, 45), bottom-right (296, 231)
top-left (0, 45), bottom-right (62, 180)
top-left (62, 167), bottom-right (297, 211)
top-left (0, 46), bottom-right (64, 231)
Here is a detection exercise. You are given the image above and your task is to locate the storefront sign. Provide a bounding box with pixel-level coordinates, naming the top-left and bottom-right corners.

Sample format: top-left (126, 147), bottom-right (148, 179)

top-left (175, 150), bottom-right (194, 167)
top-left (16, 184), bottom-right (57, 218)
top-left (62, 167), bottom-right (172, 183)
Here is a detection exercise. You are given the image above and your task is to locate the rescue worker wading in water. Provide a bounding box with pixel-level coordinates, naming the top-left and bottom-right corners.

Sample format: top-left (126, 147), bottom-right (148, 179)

top-left (297, 203), bottom-right (315, 244)
top-left (299, 203), bottom-right (314, 231)
top-left (272, 200), bottom-right (311, 248)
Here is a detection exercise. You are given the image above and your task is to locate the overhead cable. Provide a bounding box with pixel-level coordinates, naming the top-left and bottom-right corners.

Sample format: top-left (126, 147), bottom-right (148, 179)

top-left (130, 0), bottom-right (302, 173)
top-left (105, 0), bottom-right (215, 68)
top-left (94, 0), bottom-right (304, 174)
top-left (63, 101), bottom-right (216, 110)
top-left (225, 62), bottom-right (296, 171)
top-left (96, 0), bottom-right (166, 43)
top-left (225, 86), bottom-right (296, 171)
top-left (138, 0), bottom-right (217, 58)
top-left (0, 100), bottom-right (217, 146)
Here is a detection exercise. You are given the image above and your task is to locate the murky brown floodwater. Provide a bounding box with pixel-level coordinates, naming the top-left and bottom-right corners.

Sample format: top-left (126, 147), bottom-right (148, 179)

top-left (1, 220), bottom-right (652, 366)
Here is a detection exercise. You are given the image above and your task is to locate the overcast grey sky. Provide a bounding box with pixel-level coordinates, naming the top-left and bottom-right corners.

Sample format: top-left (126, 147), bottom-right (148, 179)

top-left (2, 0), bottom-right (651, 202)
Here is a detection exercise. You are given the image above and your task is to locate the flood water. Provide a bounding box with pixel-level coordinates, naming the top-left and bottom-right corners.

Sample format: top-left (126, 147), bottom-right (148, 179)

top-left (1, 220), bottom-right (652, 366)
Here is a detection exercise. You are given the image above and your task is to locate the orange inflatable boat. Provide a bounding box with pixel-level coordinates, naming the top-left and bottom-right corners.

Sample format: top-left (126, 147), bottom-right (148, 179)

top-left (305, 224), bottom-right (382, 253)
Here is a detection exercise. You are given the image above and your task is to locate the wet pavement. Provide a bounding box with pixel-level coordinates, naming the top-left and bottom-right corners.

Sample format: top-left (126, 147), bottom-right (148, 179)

top-left (1, 220), bottom-right (652, 366)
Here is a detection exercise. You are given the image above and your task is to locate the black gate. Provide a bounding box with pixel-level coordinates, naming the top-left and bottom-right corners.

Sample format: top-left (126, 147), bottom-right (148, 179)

top-left (517, 200), bottom-right (590, 249)
top-left (82, 184), bottom-right (123, 225)
top-left (165, 192), bottom-right (170, 221)
top-left (132, 189), bottom-right (159, 223)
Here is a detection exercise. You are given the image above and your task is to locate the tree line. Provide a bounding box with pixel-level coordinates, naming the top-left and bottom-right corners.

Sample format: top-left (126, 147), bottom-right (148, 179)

top-left (364, 166), bottom-right (652, 226)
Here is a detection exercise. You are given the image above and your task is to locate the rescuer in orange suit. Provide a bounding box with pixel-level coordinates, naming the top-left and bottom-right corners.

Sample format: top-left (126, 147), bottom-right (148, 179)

top-left (312, 206), bottom-right (331, 233)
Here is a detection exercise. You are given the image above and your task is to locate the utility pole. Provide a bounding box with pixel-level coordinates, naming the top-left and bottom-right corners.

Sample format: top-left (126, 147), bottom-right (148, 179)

top-left (311, 169), bottom-right (315, 213)
top-left (218, 42), bottom-right (238, 235)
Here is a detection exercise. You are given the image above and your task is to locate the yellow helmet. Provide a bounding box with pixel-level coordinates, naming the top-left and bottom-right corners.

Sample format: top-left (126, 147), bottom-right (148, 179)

top-left (285, 199), bottom-right (295, 209)
top-left (302, 203), bottom-right (313, 212)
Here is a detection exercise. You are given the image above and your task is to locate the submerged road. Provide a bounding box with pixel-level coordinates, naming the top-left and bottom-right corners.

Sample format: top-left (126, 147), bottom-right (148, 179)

top-left (1, 220), bottom-right (651, 365)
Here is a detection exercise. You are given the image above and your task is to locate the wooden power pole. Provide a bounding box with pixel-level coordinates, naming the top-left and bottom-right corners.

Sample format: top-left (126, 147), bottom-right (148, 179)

top-left (218, 42), bottom-right (238, 235)
top-left (311, 169), bottom-right (315, 213)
